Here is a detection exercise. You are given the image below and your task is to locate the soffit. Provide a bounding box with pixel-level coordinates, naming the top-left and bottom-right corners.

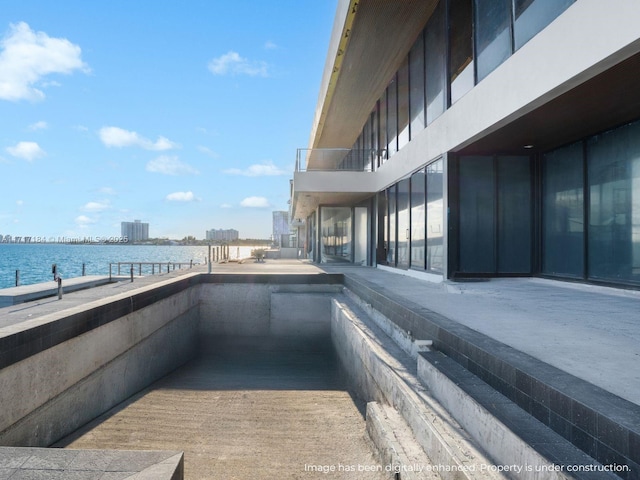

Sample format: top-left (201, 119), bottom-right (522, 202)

top-left (457, 49), bottom-right (640, 155)
top-left (313, 0), bottom-right (437, 151)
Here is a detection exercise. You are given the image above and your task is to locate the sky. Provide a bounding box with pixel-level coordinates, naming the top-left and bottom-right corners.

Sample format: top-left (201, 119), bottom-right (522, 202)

top-left (0, 0), bottom-right (337, 240)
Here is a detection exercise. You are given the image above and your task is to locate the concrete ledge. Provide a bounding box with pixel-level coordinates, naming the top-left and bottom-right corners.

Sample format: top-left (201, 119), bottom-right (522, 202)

top-left (331, 295), bottom-right (503, 480)
top-left (0, 276), bottom-right (116, 307)
top-left (418, 351), bottom-right (619, 480)
top-left (0, 447), bottom-right (183, 479)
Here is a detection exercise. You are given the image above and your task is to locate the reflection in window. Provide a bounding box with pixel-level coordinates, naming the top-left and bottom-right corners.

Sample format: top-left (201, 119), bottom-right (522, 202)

top-left (426, 159), bottom-right (444, 273)
top-left (426, 0), bottom-right (446, 124)
top-left (320, 207), bottom-right (352, 263)
top-left (411, 169), bottom-right (426, 271)
top-left (387, 76), bottom-right (398, 157)
top-left (449, 0), bottom-right (475, 104)
top-left (588, 122), bottom-right (640, 283)
top-left (387, 186), bottom-right (396, 265)
top-left (409, 34), bottom-right (425, 139)
top-left (475, 0), bottom-right (512, 81)
top-left (542, 142), bottom-right (584, 277)
top-left (514, 0), bottom-right (574, 50)
top-left (397, 58), bottom-right (410, 150)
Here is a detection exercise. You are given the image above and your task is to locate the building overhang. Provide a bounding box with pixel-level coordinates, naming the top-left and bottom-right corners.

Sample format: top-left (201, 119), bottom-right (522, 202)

top-left (308, 0), bottom-right (438, 163)
top-left (291, 171), bottom-right (376, 220)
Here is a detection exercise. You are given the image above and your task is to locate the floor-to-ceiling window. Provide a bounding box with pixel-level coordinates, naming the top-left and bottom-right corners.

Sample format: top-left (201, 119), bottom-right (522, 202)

top-left (449, 0), bottom-right (475, 104)
top-left (588, 122), bottom-right (640, 284)
top-left (397, 178), bottom-right (411, 269)
top-left (409, 34), bottom-right (425, 139)
top-left (542, 142), bottom-right (584, 278)
top-left (387, 76), bottom-right (398, 158)
top-left (397, 58), bottom-right (410, 150)
top-left (320, 207), bottom-right (352, 263)
top-left (411, 169), bottom-right (426, 271)
top-left (475, 0), bottom-right (512, 82)
top-left (426, 159), bottom-right (444, 273)
top-left (513, 0), bottom-right (574, 51)
top-left (425, 0), bottom-right (446, 125)
top-left (387, 185), bottom-right (397, 265)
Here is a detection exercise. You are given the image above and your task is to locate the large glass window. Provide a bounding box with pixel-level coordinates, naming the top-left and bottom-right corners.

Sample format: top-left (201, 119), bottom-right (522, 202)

top-left (387, 186), bottom-right (396, 265)
top-left (427, 159), bottom-right (444, 273)
top-left (449, 0), bottom-right (475, 104)
top-left (387, 76), bottom-right (398, 158)
top-left (354, 207), bottom-right (368, 265)
top-left (409, 33), bottom-right (425, 138)
top-left (320, 207), bottom-right (352, 263)
top-left (459, 156), bottom-right (495, 272)
top-left (411, 169), bottom-right (426, 270)
top-left (514, 0), bottom-right (574, 50)
top-left (588, 122), bottom-right (640, 284)
top-left (371, 108), bottom-right (381, 170)
top-left (379, 94), bottom-right (388, 167)
top-left (542, 142), bottom-right (584, 278)
top-left (497, 156), bottom-right (531, 273)
top-left (425, 0), bottom-right (446, 124)
top-left (397, 178), bottom-right (411, 269)
top-left (397, 58), bottom-right (410, 150)
top-left (475, 0), bottom-right (512, 82)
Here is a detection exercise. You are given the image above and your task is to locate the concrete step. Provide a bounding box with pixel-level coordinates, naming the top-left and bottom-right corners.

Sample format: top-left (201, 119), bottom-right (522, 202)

top-left (418, 350), bottom-right (620, 480)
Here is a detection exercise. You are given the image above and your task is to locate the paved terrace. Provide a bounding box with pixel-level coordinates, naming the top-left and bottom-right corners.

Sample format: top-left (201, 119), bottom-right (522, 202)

top-left (1, 260), bottom-right (638, 406)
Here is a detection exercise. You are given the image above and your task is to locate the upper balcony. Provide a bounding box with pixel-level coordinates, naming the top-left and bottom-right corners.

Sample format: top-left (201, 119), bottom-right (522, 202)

top-left (290, 148), bottom-right (379, 221)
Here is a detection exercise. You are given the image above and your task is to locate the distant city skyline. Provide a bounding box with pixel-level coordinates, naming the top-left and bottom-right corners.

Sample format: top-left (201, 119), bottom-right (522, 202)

top-left (0, 1), bottom-right (337, 239)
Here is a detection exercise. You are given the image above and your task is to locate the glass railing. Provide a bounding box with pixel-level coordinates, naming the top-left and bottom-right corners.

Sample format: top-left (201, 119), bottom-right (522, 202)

top-left (295, 148), bottom-right (385, 172)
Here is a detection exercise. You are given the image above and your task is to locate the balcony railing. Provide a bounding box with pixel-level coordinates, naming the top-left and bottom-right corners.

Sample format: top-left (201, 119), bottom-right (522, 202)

top-left (295, 148), bottom-right (387, 172)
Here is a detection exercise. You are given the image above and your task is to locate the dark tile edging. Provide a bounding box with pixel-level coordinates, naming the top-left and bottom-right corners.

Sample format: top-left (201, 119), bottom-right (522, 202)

top-left (342, 274), bottom-right (640, 480)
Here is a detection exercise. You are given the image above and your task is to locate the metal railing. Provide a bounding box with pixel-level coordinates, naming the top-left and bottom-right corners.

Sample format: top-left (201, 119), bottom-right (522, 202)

top-left (109, 261), bottom-right (197, 280)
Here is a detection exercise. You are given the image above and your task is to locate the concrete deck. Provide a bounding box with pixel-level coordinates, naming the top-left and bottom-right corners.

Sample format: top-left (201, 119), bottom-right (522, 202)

top-left (0, 276), bottom-right (117, 308)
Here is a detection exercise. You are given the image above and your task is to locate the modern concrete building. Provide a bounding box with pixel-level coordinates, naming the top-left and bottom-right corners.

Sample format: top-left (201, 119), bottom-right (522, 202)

top-left (291, 0), bottom-right (640, 288)
top-left (205, 228), bottom-right (239, 242)
top-left (121, 220), bottom-right (149, 243)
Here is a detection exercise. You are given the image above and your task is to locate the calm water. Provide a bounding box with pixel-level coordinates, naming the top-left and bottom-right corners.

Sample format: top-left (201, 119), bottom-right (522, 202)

top-left (0, 244), bottom-right (257, 289)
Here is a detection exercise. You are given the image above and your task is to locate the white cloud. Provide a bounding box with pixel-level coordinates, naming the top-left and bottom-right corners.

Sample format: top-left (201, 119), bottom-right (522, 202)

top-left (16, 199), bottom-right (24, 206)
top-left (197, 145), bottom-right (218, 158)
top-left (98, 186), bottom-right (116, 195)
top-left (146, 155), bottom-right (199, 175)
top-left (220, 203), bottom-right (232, 209)
top-left (28, 120), bottom-right (48, 131)
top-left (240, 196), bottom-right (270, 208)
top-left (82, 200), bottom-right (109, 212)
top-left (75, 215), bottom-right (95, 226)
top-left (223, 161), bottom-right (286, 177)
top-left (6, 141), bottom-right (45, 161)
top-left (264, 41), bottom-right (277, 50)
top-left (0, 22), bottom-right (89, 101)
top-left (208, 51), bottom-right (268, 77)
top-left (99, 126), bottom-right (178, 151)
top-left (166, 191), bottom-right (195, 202)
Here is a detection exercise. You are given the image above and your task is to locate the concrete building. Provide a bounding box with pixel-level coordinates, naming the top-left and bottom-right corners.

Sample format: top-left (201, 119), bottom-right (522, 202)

top-left (272, 210), bottom-right (290, 247)
top-left (205, 228), bottom-right (239, 242)
top-left (290, 0), bottom-right (640, 288)
top-left (121, 220), bottom-right (149, 243)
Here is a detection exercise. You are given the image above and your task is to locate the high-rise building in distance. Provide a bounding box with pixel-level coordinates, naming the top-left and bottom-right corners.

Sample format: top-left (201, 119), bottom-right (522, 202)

top-left (205, 228), bottom-right (239, 242)
top-left (121, 220), bottom-right (149, 243)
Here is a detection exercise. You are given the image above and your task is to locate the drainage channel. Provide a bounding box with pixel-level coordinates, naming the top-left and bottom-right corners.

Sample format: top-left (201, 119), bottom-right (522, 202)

top-left (55, 336), bottom-right (388, 479)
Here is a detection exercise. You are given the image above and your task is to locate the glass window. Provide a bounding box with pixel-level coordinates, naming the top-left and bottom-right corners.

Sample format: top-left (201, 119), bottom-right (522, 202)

top-left (387, 76), bottom-right (398, 157)
top-left (387, 185), bottom-right (396, 265)
top-left (379, 91), bottom-right (388, 166)
top-left (377, 191), bottom-right (388, 264)
top-left (588, 122), bottom-right (640, 284)
top-left (409, 34), bottom-right (425, 140)
top-left (371, 108), bottom-right (380, 170)
top-left (411, 169), bottom-right (426, 271)
top-left (459, 156), bottom-right (495, 273)
top-left (514, 0), bottom-right (574, 50)
top-left (542, 142), bottom-right (584, 278)
top-left (475, 0), bottom-right (512, 82)
top-left (397, 178), bottom-right (410, 269)
top-left (397, 58), bottom-right (410, 150)
top-left (426, 159), bottom-right (444, 273)
top-left (449, 0), bottom-right (475, 104)
top-left (425, 0), bottom-right (446, 124)
top-left (354, 207), bottom-right (368, 265)
top-left (497, 156), bottom-right (531, 273)
top-left (320, 207), bottom-right (352, 263)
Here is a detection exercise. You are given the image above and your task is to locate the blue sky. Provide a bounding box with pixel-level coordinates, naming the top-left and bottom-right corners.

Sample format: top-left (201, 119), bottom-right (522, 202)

top-left (0, 1), bottom-right (336, 240)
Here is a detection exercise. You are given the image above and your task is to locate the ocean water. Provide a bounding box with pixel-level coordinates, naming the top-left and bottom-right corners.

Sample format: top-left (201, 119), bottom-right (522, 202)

top-left (0, 244), bottom-right (257, 289)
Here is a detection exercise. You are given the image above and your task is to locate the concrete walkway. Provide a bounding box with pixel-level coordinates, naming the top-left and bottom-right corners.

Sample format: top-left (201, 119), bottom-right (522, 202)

top-left (321, 265), bottom-right (640, 407)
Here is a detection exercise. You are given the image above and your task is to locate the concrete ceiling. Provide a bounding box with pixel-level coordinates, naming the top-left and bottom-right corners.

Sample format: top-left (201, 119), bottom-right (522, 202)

top-left (311, 0), bottom-right (438, 153)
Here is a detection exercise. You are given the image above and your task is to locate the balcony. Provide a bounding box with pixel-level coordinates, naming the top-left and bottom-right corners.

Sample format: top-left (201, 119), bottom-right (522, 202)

top-left (291, 149), bottom-right (379, 221)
